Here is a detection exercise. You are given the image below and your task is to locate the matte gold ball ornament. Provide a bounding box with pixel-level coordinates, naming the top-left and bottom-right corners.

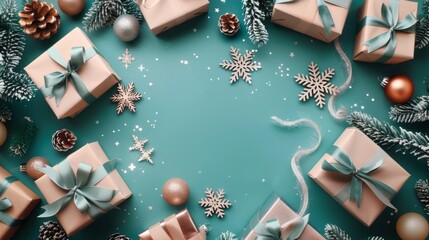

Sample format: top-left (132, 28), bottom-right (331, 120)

top-left (0, 122), bottom-right (7, 146)
top-left (381, 75), bottom-right (414, 104)
top-left (57, 0), bottom-right (85, 16)
top-left (396, 212), bottom-right (429, 240)
top-left (20, 156), bottom-right (50, 180)
top-left (162, 178), bottom-right (190, 206)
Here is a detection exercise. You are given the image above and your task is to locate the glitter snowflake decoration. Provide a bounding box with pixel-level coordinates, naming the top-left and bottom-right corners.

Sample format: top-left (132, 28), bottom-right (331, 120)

top-left (294, 62), bottom-right (338, 108)
top-left (129, 135), bottom-right (154, 164)
top-left (118, 48), bottom-right (135, 69)
top-left (219, 47), bottom-right (261, 84)
top-left (216, 231), bottom-right (238, 240)
top-left (110, 83), bottom-right (142, 114)
top-left (199, 188), bottom-right (231, 218)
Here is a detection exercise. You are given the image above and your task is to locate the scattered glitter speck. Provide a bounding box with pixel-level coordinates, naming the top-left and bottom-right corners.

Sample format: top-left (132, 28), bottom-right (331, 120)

top-left (138, 64), bottom-right (145, 72)
top-left (215, 8), bottom-right (219, 13)
top-left (289, 52), bottom-right (295, 58)
top-left (128, 163), bottom-right (136, 171)
top-left (115, 141), bottom-right (120, 146)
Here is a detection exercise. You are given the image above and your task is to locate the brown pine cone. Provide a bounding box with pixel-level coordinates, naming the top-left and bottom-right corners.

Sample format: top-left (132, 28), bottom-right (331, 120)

top-left (18, 0), bottom-right (60, 40)
top-left (52, 129), bottom-right (77, 152)
top-left (38, 221), bottom-right (68, 240)
top-left (218, 13), bottom-right (240, 36)
top-left (108, 233), bottom-right (131, 240)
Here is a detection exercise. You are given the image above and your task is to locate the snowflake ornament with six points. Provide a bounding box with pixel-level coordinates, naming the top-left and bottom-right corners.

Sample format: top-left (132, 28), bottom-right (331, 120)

top-left (294, 62), bottom-right (338, 108)
top-left (129, 135), bottom-right (154, 164)
top-left (110, 82), bottom-right (142, 114)
top-left (199, 188), bottom-right (231, 218)
top-left (118, 48), bottom-right (135, 69)
top-left (219, 47), bottom-right (261, 84)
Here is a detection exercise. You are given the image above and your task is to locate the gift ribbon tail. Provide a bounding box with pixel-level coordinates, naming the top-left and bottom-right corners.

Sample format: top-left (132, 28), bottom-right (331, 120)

top-left (317, 0), bottom-right (335, 36)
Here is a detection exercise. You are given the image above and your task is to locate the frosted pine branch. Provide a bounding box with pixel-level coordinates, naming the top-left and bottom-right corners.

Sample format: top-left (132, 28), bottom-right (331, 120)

top-left (389, 96), bottom-right (429, 123)
top-left (9, 117), bottom-right (37, 157)
top-left (243, 0), bottom-right (271, 47)
top-left (324, 224), bottom-right (351, 240)
top-left (416, 0), bottom-right (429, 49)
top-left (348, 112), bottom-right (429, 169)
top-left (415, 179), bottom-right (429, 215)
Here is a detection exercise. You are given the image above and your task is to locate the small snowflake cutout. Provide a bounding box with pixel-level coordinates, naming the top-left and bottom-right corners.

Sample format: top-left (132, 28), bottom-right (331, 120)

top-left (118, 48), bottom-right (135, 69)
top-left (110, 82), bottom-right (142, 114)
top-left (294, 62), bottom-right (338, 108)
top-left (199, 188), bottom-right (231, 218)
top-left (129, 135), bottom-right (154, 164)
top-left (219, 47), bottom-right (261, 84)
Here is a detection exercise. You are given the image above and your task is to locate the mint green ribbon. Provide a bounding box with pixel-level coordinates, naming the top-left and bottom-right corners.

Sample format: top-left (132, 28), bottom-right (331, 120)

top-left (358, 0), bottom-right (417, 63)
top-left (254, 214), bottom-right (310, 240)
top-left (322, 145), bottom-right (397, 209)
top-left (37, 160), bottom-right (118, 218)
top-left (40, 46), bottom-right (98, 106)
top-left (0, 176), bottom-right (23, 227)
top-left (276, 0), bottom-right (351, 35)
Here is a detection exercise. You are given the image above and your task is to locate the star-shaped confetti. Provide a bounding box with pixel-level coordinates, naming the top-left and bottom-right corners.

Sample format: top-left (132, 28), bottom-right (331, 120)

top-left (129, 135), bottom-right (154, 164)
top-left (219, 47), bottom-right (261, 84)
top-left (294, 62), bottom-right (338, 108)
top-left (199, 188), bottom-right (231, 218)
top-left (118, 48), bottom-right (135, 69)
top-left (110, 82), bottom-right (142, 114)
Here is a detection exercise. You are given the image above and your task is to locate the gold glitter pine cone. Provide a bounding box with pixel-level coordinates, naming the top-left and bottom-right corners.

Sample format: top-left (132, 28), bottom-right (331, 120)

top-left (52, 129), bottom-right (76, 152)
top-left (218, 13), bottom-right (240, 36)
top-left (18, 0), bottom-right (60, 40)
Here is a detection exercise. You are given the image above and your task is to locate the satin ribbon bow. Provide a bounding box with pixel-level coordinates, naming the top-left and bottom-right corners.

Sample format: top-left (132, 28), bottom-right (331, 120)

top-left (40, 46), bottom-right (98, 106)
top-left (254, 214), bottom-right (310, 240)
top-left (322, 145), bottom-right (396, 209)
top-left (359, 0), bottom-right (417, 62)
top-left (276, 0), bottom-right (351, 35)
top-left (0, 176), bottom-right (22, 227)
top-left (37, 160), bottom-right (118, 218)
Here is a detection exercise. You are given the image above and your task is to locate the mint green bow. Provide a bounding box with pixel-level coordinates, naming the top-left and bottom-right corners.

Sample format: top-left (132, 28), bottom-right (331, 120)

top-left (276, 0), bottom-right (351, 35)
top-left (0, 176), bottom-right (23, 227)
top-left (358, 0), bottom-right (417, 62)
top-left (322, 145), bottom-right (396, 209)
top-left (40, 46), bottom-right (98, 106)
top-left (37, 160), bottom-right (118, 218)
top-left (254, 214), bottom-right (309, 240)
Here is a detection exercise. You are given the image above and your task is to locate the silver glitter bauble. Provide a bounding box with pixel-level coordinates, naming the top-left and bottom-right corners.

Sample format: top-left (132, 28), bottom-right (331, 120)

top-left (113, 14), bottom-right (140, 42)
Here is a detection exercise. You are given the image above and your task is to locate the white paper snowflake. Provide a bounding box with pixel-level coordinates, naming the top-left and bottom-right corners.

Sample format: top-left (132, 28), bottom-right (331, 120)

top-left (219, 47), bottom-right (261, 84)
top-left (118, 48), bottom-right (135, 69)
top-left (199, 188), bottom-right (231, 218)
top-left (294, 62), bottom-right (338, 108)
top-left (129, 135), bottom-right (154, 164)
top-left (110, 83), bottom-right (142, 114)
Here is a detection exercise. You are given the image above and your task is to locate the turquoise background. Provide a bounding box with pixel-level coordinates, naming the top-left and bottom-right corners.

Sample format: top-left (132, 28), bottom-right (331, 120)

top-left (2, 0), bottom-right (429, 239)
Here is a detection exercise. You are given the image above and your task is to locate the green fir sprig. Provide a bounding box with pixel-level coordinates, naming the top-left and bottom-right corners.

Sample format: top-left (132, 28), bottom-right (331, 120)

top-left (82, 0), bottom-right (144, 32)
top-left (216, 231), bottom-right (238, 240)
top-left (389, 96), bottom-right (429, 123)
top-left (324, 224), bottom-right (384, 240)
top-left (243, 0), bottom-right (273, 47)
top-left (9, 117), bottom-right (37, 157)
top-left (415, 179), bottom-right (429, 216)
top-left (416, 0), bottom-right (429, 49)
top-left (348, 111), bottom-right (429, 169)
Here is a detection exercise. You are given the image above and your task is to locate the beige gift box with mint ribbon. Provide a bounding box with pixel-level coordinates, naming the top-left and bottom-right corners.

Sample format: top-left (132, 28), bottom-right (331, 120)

top-left (137, 0), bottom-right (209, 35)
top-left (24, 27), bottom-right (120, 119)
top-left (309, 128), bottom-right (410, 226)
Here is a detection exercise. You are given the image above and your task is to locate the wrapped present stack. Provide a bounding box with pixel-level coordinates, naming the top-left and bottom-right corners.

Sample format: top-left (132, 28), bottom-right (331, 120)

top-left (35, 142), bottom-right (132, 236)
top-left (24, 27), bottom-right (120, 119)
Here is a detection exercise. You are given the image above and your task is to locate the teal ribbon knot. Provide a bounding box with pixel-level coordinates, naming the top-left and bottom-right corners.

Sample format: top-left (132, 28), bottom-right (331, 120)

top-left (322, 145), bottom-right (397, 209)
top-left (358, 0), bottom-right (417, 62)
top-left (37, 160), bottom-right (118, 218)
top-left (254, 214), bottom-right (309, 240)
top-left (0, 176), bottom-right (23, 227)
top-left (276, 0), bottom-right (351, 35)
top-left (40, 46), bottom-right (98, 106)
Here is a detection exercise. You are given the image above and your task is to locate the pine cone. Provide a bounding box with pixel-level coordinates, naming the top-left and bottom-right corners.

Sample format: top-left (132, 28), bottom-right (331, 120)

top-left (38, 221), bottom-right (68, 240)
top-left (218, 13), bottom-right (240, 36)
top-left (108, 233), bottom-right (131, 240)
top-left (52, 128), bottom-right (77, 152)
top-left (18, 0), bottom-right (60, 40)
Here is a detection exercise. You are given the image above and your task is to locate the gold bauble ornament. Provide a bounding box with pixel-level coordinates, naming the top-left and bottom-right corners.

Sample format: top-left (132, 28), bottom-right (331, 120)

top-left (162, 178), bottom-right (190, 206)
top-left (382, 75), bottom-right (414, 104)
top-left (57, 0), bottom-right (85, 16)
top-left (20, 156), bottom-right (50, 180)
top-left (396, 212), bottom-right (429, 240)
top-left (0, 122), bottom-right (7, 146)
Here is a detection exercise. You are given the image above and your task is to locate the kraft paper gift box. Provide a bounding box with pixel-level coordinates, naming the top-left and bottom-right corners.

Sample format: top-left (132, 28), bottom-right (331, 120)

top-left (24, 27), bottom-right (120, 119)
top-left (137, 0), bottom-right (209, 35)
top-left (308, 128), bottom-right (410, 226)
top-left (353, 0), bottom-right (418, 64)
top-left (243, 196), bottom-right (324, 240)
top-left (35, 142), bottom-right (132, 236)
top-left (139, 209), bottom-right (207, 240)
top-left (0, 166), bottom-right (40, 240)
top-left (271, 0), bottom-right (351, 43)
